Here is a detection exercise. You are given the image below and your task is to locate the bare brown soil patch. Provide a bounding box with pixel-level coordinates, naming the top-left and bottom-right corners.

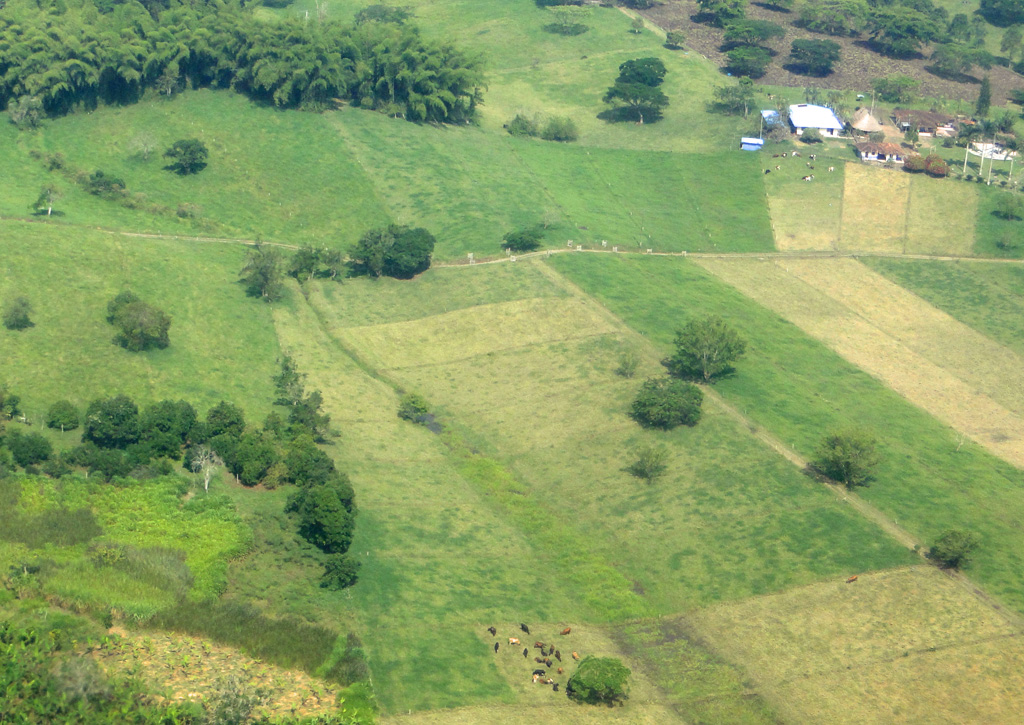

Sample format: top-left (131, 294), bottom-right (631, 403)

top-left (644, 0), bottom-right (1024, 105)
top-left (92, 630), bottom-right (343, 720)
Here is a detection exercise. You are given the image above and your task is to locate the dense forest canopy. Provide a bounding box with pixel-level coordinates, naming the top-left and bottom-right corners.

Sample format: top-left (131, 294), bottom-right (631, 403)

top-left (0, 0), bottom-right (484, 122)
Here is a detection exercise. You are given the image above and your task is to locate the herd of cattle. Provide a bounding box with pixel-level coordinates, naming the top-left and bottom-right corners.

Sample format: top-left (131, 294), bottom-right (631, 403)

top-left (489, 623), bottom-right (577, 693)
top-left (762, 151), bottom-right (836, 181)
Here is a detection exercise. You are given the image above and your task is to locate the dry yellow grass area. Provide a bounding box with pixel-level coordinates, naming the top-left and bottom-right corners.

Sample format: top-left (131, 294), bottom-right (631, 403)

top-left (839, 164), bottom-right (910, 252)
top-left (905, 175), bottom-right (977, 255)
top-left (96, 629), bottom-right (342, 720)
top-left (691, 566), bottom-right (1024, 724)
top-left (697, 257), bottom-right (1024, 468)
top-left (767, 173), bottom-right (844, 251)
top-left (780, 258), bottom-right (1024, 416)
top-left (335, 296), bottom-right (617, 371)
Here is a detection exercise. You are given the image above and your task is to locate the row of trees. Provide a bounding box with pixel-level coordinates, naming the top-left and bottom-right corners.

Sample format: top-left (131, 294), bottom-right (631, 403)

top-left (0, 0), bottom-right (483, 123)
top-left (239, 225), bottom-right (436, 303)
top-left (696, 0), bottom-right (1024, 75)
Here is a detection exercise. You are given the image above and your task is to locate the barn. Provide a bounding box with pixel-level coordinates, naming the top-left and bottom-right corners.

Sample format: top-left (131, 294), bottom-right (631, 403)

top-left (788, 104), bottom-right (844, 137)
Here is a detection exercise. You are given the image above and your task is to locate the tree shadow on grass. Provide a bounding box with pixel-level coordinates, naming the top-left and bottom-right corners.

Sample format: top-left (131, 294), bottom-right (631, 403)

top-left (597, 107), bottom-right (664, 124)
top-left (923, 65), bottom-right (981, 84)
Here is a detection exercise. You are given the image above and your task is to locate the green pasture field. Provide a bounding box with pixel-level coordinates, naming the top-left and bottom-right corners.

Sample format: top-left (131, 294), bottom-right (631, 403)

top-left (864, 258), bottom-right (1024, 358)
top-left (0, 223), bottom-right (280, 422)
top-left (11, 90), bottom-right (391, 246)
top-left (316, 261), bottom-right (913, 618)
top-left (279, 0), bottom-right (755, 152)
top-left (905, 172), bottom-right (978, 255)
top-left (548, 252), bottom-right (1024, 617)
top-left (329, 112), bottom-right (775, 258)
top-left (693, 566), bottom-right (1024, 723)
top-left (0, 475), bottom-right (250, 619)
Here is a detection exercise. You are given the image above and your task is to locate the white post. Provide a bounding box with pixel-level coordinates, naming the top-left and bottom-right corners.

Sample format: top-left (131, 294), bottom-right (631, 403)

top-left (963, 145), bottom-right (969, 176)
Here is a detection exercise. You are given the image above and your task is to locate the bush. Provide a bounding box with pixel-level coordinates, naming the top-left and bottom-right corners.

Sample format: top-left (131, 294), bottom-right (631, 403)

top-left (110, 300), bottom-right (171, 351)
top-left (996, 192), bottom-right (1024, 220)
top-left (163, 139), bottom-right (209, 175)
top-left (924, 154), bottom-right (949, 177)
top-left (903, 154), bottom-right (926, 172)
top-left (397, 393), bottom-right (432, 423)
top-left (540, 116), bottom-right (579, 142)
top-left (800, 127), bottom-right (823, 143)
top-left (85, 170), bottom-right (126, 198)
top-left (624, 444), bottom-right (669, 483)
top-left (928, 529), bottom-right (979, 569)
top-left (321, 553), bottom-right (361, 589)
top-left (501, 227), bottom-right (544, 252)
top-left (665, 30), bottom-right (686, 48)
top-left (2, 297), bottom-right (33, 330)
top-left (629, 378), bottom-right (703, 429)
top-left (812, 427), bottom-right (879, 488)
top-left (506, 114), bottom-right (539, 137)
top-left (6, 430), bottom-right (52, 467)
top-left (46, 400), bottom-right (80, 431)
top-left (615, 350), bottom-right (640, 378)
top-left (566, 656), bottom-right (631, 705)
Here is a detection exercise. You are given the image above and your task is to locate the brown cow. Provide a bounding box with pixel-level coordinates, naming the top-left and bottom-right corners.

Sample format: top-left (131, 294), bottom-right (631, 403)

top-left (535, 657), bottom-right (545, 663)
top-left (557, 667), bottom-right (564, 674)
top-left (508, 637), bottom-right (520, 645)
top-left (560, 627), bottom-right (571, 635)
top-left (846, 575), bottom-right (859, 584)
top-left (572, 651), bottom-right (580, 660)
top-left (533, 642), bottom-right (544, 649)
top-left (555, 650), bottom-right (561, 661)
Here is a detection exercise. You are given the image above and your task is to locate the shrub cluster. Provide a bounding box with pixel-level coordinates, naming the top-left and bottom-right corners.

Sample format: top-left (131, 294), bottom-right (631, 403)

top-left (106, 290), bottom-right (171, 352)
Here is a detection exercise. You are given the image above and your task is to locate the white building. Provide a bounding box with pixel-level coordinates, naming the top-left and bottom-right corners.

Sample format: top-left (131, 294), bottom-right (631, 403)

top-left (788, 104), bottom-right (844, 137)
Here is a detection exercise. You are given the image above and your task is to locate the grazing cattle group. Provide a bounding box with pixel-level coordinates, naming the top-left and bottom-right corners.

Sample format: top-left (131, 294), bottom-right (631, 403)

top-left (766, 150), bottom-right (838, 182)
top-left (488, 623), bottom-right (577, 695)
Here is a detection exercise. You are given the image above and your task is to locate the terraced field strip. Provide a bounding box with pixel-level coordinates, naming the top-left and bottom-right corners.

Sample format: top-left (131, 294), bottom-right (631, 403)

top-left (697, 257), bottom-right (1024, 468)
top-left (839, 163), bottom-right (910, 253)
top-left (691, 566), bottom-right (1024, 724)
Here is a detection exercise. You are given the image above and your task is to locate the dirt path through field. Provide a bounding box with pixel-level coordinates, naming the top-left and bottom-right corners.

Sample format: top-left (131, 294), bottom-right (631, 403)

top-left (698, 257), bottom-right (1024, 469)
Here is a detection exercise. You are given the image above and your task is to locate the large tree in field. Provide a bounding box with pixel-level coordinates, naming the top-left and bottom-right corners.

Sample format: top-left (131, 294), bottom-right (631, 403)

top-left (602, 82), bottom-right (669, 123)
top-left (630, 378), bottom-right (704, 429)
top-left (797, 0), bottom-right (869, 36)
top-left (929, 529), bottom-right (979, 569)
top-left (710, 77), bottom-right (757, 116)
top-left (349, 225), bottom-right (436, 279)
top-left (84, 395), bottom-right (141, 449)
top-left (616, 57), bottom-right (667, 86)
top-left (163, 138), bottom-right (208, 175)
top-left (789, 39), bottom-right (841, 76)
top-left (240, 245), bottom-right (285, 301)
top-left (812, 428), bottom-right (879, 488)
top-left (696, 0), bottom-right (746, 26)
top-left (867, 7), bottom-right (941, 58)
top-left (665, 316), bottom-right (746, 382)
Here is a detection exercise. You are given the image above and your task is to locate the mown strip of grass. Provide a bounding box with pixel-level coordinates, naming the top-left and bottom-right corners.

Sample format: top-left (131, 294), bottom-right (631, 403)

top-left (865, 259), bottom-right (1024, 359)
top-left (550, 253), bottom-right (1024, 615)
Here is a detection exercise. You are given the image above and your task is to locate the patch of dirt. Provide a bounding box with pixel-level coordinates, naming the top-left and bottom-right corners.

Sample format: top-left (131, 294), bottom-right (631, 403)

top-left (643, 0), bottom-right (1024, 105)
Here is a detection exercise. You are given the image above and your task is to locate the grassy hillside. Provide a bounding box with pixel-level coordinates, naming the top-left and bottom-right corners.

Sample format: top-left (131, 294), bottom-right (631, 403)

top-left (0, 223), bottom-right (280, 420)
top-left (550, 253), bottom-right (1024, 615)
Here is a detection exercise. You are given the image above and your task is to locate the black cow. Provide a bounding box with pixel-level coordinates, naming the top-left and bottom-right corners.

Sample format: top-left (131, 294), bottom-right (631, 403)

top-left (494, 642), bottom-right (499, 653)
top-left (520, 623), bottom-right (530, 634)
top-left (487, 626), bottom-right (496, 636)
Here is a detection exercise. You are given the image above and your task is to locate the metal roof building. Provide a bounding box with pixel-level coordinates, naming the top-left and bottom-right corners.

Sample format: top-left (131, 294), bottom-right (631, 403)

top-left (788, 104), bottom-right (844, 137)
